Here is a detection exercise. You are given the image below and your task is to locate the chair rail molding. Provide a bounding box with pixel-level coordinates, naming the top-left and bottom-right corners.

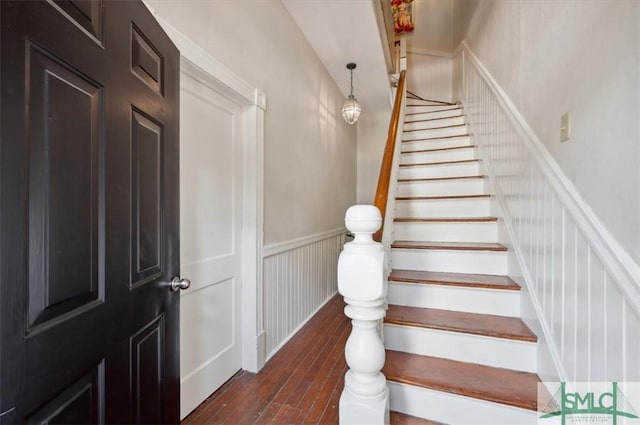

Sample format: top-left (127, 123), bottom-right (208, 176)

top-left (263, 227), bottom-right (346, 258)
top-left (456, 40), bottom-right (640, 383)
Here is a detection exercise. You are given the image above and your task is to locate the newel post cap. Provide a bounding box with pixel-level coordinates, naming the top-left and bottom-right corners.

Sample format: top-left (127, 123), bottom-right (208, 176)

top-left (339, 205), bottom-right (384, 300)
top-left (345, 205), bottom-right (381, 234)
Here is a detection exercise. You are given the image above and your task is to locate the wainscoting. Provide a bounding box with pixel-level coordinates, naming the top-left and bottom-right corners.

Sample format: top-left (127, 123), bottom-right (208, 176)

top-left (262, 229), bottom-right (346, 359)
top-left (458, 42), bottom-right (640, 383)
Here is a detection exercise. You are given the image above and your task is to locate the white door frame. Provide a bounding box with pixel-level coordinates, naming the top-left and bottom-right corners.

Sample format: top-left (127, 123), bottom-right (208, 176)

top-left (154, 17), bottom-right (267, 373)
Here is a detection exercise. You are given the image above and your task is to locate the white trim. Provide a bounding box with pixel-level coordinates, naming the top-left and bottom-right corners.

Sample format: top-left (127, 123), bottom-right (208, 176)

top-left (263, 228), bottom-right (347, 258)
top-left (407, 47), bottom-right (453, 58)
top-left (459, 41), bottom-right (640, 307)
top-left (151, 14), bottom-right (266, 110)
top-left (240, 102), bottom-right (266, 372)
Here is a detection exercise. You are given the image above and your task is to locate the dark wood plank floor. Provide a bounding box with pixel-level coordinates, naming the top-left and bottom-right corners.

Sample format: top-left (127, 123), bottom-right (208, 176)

top-left (181, 294), bottom-right (350, 425)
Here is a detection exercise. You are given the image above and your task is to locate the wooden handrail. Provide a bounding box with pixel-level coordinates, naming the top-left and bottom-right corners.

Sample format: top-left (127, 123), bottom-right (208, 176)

top-left (373, 70), bottom-right (406, 242)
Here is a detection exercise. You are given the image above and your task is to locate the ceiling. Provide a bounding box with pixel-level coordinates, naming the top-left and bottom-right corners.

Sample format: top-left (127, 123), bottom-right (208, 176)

top-left (282, 0), bottom-right (393, 113)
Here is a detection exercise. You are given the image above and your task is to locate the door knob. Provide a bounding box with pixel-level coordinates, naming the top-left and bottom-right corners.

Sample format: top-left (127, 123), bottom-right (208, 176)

top-left (170, 277), bottom-right (191, 292)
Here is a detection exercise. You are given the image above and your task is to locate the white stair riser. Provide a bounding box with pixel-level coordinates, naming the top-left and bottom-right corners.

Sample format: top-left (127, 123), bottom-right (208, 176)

top-left (406, 109), bottom-right (462, 121)
top-left (397, 179), bottom-right (486, 197)
top-left (384, 325), bottom-right (536, 372)
top-left (405, 105), bottom-right (460, 114)
top-left (403, 116), bottom-right (465, 131)
top-left (395, 198), bottom-right (491, 217)
top-left (391, 249), bottom-right (508, 274)
top-left (387, 282), bottom-right (521, 317)
top-left (403, 126), bottom-right (468, 141)
top-left (400, 148), bottom-right (476, 165)
top-left (399, 162), bottom-right (481, 179)
top-left (388, 383), bottom-right (537, 425)
top-left (394, 221), bottom-right (498, 243)
top-left (402, 136), bottom-right (471, 151)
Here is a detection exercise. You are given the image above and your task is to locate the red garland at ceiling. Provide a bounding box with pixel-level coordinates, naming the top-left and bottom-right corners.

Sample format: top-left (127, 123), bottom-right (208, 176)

top-left (392, 0), bottom-right (415, 34)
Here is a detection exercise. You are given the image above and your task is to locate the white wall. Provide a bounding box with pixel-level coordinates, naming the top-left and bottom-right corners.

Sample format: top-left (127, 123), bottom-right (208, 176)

top-left (453, 0), bottom-right (640, 264)
top-left (407, 0), bottom-right (454, 53)
top-left (146, 0), bottom-right (357, 246)
top-left (406, 53), bottom-right (453, 102)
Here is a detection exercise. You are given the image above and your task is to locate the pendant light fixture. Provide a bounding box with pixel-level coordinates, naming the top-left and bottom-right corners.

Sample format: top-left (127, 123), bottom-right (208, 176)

top-left (342, 63), bottom-right (362, 125)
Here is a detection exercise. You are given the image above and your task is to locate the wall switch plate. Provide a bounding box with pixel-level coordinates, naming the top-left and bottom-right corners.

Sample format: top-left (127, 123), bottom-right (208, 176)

top-left (560, 112), bottom-right (571, 142)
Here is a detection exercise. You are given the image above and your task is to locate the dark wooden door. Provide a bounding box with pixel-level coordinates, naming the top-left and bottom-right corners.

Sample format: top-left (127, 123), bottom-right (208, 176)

top-left (0, 1), bottom-right (180, 423)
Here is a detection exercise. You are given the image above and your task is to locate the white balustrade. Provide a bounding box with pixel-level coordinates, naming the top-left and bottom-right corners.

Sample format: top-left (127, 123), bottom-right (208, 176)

top-left (337, 205), bottom-right (389, 425)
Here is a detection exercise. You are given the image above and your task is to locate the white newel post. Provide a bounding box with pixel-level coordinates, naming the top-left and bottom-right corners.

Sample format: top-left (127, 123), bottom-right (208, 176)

top-left (337, 205), bottom-right (389, 425)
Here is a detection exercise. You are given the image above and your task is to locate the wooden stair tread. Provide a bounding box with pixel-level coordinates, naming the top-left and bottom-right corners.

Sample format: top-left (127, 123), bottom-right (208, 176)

top-left (398, 175), bottom-right (486, 183)
top-left (391, 411), bottom-right (446, 425)
top-left (405, 116), bottom-right (462, 123)
top-left (384, 351), bottom-right (540, 411)
top-left (395, 217), bottom-right (497, 223)
top-left (401, 145), bottom-right (475, 154)
top-left (406, 100), bottom-right (455, 105)
top-left (391, 241), bottom-right (507, 251)
top-left (389, 270), bottom-right (520, 290)
top-left (399, 159), bottom-right (479, 167)
top-left (406, 104), bottom-right (459, 108)
top-left (402, 134), bottom-right (471, 142)
top-left (396, 194), bottom-right (490, 201)
top-left (404, 124), bottom-right (466, 133)
top-left (385, 305), bottom-right (537, 342)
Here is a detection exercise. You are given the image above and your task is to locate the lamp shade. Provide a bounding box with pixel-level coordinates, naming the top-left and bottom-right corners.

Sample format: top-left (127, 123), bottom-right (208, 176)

top-left (342, 94), bottom-right (362, 125)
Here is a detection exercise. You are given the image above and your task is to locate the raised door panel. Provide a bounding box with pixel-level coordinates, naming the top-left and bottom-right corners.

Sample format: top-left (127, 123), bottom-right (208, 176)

top-left (131, 25), bottom-right (164, 95)
top-left (50, 0), bottom-right (104, 44)
top-left (180, 80), bottom-right (237, 265)
top-left (131, 109), bottom-right (164, 286)
top-left (130, 316), bottom-right (165, 424)
top-left (25, 361), bottom-right (105, 425)
top-left (26, 43), bottom-right (104, 330)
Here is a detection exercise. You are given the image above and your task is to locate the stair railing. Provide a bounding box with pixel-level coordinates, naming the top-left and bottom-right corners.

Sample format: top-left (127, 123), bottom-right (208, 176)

top-left (373, 69), bottom-right (406, 243)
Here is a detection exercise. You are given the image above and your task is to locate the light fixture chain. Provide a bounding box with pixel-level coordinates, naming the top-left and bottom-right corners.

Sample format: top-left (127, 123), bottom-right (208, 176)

top-left (350, 67), bottom-right (354, 96)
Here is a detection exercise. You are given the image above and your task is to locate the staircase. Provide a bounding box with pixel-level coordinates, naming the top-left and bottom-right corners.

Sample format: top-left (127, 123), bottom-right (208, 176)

top-left (382, 99), bottom-right (543, 424)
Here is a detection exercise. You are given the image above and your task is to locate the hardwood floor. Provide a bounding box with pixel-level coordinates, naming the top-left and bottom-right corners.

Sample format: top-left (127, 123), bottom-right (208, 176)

top-left (181, 294), bottom-right (350, 425)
